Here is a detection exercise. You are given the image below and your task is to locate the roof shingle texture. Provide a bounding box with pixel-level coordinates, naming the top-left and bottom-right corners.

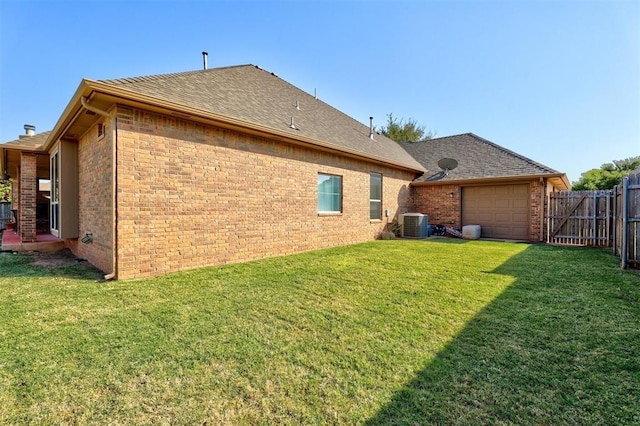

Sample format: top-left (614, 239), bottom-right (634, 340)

top-left (1, 131), bottom-right (52, 149)
top-left (401, 133), bottom-right (561, 182)
top-left (99, 65), bottom-right (424, 171)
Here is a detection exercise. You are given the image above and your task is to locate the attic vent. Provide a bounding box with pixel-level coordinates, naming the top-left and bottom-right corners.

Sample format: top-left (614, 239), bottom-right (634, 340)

top-left (289, 116), bottom-right (298, 130)
top-left (400, 213), bottom-right (429, 238)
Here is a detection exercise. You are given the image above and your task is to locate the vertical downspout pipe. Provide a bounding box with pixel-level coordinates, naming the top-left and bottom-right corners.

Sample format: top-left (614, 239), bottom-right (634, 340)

top-left (621, 176), bottom-right (629, 269)
top-left (103, 116), bottom-right (118, 281)
top-left (81, 96), bottom-right (117, 279)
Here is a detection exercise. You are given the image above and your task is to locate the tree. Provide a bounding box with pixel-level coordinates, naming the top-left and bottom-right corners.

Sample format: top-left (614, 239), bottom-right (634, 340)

top-left (571, 156), bottom-right (640, 190)
top-left (0, 179), bottom-right (10, 202)
top-left (378, 113), bottom-right (433, 143)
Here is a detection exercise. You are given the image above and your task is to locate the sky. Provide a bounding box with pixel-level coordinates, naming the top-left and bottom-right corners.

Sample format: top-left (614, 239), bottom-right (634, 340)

top-left (0, 0), bottom-right (638, 184)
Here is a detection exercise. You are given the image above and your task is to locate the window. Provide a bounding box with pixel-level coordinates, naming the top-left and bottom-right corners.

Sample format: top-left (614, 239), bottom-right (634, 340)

top-left (370, 172), bottom-right (382, 220)
top-left (318, 173), bottom-right (342, 213)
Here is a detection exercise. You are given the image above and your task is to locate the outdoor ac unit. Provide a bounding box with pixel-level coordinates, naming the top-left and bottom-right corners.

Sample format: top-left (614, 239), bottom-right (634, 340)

top-left (400, 213), bottom-right (429, 238)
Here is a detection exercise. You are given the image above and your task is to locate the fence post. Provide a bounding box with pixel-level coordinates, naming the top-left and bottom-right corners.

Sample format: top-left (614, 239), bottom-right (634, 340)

top-left (612, 186), bottom-right (617, 254)
top-left (620, 176), bottom-right (629, 269)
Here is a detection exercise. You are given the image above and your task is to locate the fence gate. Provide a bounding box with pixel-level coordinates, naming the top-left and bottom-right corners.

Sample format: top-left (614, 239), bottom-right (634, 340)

top-left (548, 190), bottom-right (612, 246)
top-left (615, 172), bottom-right (640, 268)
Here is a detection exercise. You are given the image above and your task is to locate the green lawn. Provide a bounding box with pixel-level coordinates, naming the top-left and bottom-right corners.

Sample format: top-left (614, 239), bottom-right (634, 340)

top-left (1, 239), bottom-right (638, 424)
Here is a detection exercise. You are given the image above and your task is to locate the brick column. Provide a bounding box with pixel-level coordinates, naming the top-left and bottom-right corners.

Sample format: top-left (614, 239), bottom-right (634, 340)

top-left (19, 153), bottom-right (37, 243)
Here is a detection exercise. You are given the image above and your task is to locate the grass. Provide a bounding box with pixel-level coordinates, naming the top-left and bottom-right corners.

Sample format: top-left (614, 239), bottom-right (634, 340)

top-left (0, 239), bottom-right (638, 424)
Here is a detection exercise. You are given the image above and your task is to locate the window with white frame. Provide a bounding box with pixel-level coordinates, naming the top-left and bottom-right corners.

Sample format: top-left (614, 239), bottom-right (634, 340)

top-left (370, 172), bottom-right (382, 220)
top-left (318, 173), bottom-right (342, 213)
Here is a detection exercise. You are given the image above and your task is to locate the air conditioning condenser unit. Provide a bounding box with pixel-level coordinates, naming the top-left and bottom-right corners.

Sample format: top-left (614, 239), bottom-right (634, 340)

top-left (400, 213), bottom-right (429, 238)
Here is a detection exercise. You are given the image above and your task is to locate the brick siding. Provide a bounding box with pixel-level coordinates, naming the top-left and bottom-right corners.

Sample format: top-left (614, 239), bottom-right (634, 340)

top-left (110, 107), bottom-right (415, 279)
top-left (411, 184), bottom-right (461, 228)
top-left (65, 119), bottom-right (114, 274)
top-left (412, 180), bottom-right (547, 241)
top-left (19, 153), bottom-right (37, 242)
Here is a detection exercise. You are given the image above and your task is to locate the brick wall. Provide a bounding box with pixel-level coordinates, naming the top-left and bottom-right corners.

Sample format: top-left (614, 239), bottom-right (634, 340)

top-left (411, 184), bottom-right (461, 228)
top-left (65, 119), bottom-right (114, 274)
top-left (19, 153), bottom-right (37, 242)
top-left (529, 179), bottom-right (545, 242)
top-left (412, 180), bottom-right (547, 241)
top-left (114, 107), bottom-right (416, 279)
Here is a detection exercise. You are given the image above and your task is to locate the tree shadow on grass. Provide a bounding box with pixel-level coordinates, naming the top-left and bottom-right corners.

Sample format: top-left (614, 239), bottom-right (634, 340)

top-left (366, 245), bottom-right (640, 425)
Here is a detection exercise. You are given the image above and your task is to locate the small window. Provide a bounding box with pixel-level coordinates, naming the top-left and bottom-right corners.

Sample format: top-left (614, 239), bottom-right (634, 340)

top-left (370, 173), bottom-right (382, 220)
top-left (318, 173), bottom-right (342, 213)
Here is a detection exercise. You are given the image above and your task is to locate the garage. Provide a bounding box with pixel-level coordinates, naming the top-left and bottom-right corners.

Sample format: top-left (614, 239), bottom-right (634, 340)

top-left (462, 184), bottom-right (530, 240)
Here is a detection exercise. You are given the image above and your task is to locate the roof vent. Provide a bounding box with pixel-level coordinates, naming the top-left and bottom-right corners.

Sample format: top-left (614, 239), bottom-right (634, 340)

top-left (24, 124), bottom-right (35, 136)
top-left (295, 100), bottom-right (300, 110)
top-left (289, 116), bottom-right (298, 130)
top-left (202, 51), bottom-right (208, 70)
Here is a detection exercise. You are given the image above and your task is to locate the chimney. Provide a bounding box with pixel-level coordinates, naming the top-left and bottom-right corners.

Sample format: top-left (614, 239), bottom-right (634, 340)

top-left (24, 124), bottom-right (35, 136)
top-left (202, 51), bottom-right (208, 70)
top-left (369, 117), bottom-right (374, 140)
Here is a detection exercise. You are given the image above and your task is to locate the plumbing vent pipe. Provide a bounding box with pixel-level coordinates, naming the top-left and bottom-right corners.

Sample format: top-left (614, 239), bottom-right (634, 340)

top-left (202, 51), bottom-right (208, 70)
top-left (369, 117), bottom-right (374, 140)
top-left (24, 124), bottom-right (35, 136)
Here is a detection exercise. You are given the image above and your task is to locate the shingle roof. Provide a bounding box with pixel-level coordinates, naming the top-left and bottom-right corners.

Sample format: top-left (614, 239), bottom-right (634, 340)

top-left (1, 131), bottom-right (52, 150)
top-left (99, 65), bottom-right (424, 171)
top-left (401, 133), bottom-right (562, 183)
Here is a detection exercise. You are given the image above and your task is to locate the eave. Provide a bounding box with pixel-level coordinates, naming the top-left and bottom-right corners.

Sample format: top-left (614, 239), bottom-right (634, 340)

top-left (411, 173), bottom-right (570, 190)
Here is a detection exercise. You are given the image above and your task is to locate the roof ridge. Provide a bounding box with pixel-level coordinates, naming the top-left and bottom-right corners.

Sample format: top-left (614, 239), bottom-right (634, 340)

top-left (467, 133), bottom-right (559, 174)
top-left (99, 64), bottom-right (256, 85)
top-left (405, 132), bottom-right (473, 144)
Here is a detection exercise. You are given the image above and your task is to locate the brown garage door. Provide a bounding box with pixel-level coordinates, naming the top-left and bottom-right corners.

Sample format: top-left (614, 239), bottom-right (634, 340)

top-left (462, 184), bottom-right (530, 240)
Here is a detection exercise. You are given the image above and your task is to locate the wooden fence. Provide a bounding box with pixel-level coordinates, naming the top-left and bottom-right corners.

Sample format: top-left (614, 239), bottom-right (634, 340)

top-left (548, 190), bottom-right (612, 246)
top-left (547, 170), bottom-right (640, 269)
top-left (614, 172), bottom-right (640, 269)
top-left (0, 201), bottom-right (12, 230)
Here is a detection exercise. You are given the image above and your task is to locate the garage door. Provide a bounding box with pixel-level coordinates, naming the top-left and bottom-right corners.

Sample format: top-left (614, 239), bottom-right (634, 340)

top-left (462, 184), bottom-right (530, 240)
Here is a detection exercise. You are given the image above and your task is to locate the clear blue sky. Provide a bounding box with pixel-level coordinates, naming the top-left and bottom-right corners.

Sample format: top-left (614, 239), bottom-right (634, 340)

top-left (1, 0), bottom-right (638, 184)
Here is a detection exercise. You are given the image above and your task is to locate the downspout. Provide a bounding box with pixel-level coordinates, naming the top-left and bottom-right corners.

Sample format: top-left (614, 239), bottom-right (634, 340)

top-left (81, 96), bottom-right (117, 280)
top-left (104, 116), bottom-right (118, 281)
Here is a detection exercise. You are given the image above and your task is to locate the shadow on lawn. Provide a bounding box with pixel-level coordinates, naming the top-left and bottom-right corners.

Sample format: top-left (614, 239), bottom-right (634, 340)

top-left (366, 244), bottom-right (640, 425)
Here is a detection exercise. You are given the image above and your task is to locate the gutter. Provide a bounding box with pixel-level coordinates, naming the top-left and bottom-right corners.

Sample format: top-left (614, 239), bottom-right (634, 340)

top-left (411, 173), bottom-right (570, 189)
top-left (81, 96), bottom-right (118, 281)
